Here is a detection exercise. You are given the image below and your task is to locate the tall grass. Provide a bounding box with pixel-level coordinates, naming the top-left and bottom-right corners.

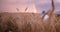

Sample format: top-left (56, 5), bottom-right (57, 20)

top-left (0, 13), bottom-right (60, 32)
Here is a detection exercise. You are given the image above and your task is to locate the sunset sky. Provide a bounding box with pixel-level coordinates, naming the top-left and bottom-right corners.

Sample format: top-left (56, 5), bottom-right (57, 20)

top-left (0, 0), bottom-right (60, 13)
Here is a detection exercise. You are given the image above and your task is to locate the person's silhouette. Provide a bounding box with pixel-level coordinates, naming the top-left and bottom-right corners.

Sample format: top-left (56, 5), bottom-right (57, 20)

top-left (16, 8), bottom-right (19, 11)
top-left (42, 10), bottom-right (45, 15)
top-left (42, 10), bottom-right (49, 20)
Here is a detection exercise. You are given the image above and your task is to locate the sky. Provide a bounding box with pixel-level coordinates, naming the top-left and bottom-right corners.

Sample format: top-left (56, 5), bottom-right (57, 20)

top-left (0, 0), bottom-right (60, 13)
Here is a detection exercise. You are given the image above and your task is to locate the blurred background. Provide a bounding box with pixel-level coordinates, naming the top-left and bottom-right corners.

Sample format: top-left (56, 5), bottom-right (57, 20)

top-left (0, 0), bottom-right (60, 13)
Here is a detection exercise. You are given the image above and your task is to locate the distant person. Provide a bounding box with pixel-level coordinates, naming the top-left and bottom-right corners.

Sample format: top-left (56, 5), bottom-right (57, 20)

top-left (42, 10), bottom-right (45, 14)
top-left (16, 8), bottom-right (19, 11)
top-left (42, 10), bottom-right (49, 20)
top-left (25, 7), bottom-right (28, 11)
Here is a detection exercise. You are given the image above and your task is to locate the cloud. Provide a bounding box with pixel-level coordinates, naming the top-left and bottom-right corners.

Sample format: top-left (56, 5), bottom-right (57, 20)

top-left (1, 0), bottom-right (59, 5)
top-left (56, 0), bottom-right (60, 3)
top-left (0, 0), bottom-right (35, 5)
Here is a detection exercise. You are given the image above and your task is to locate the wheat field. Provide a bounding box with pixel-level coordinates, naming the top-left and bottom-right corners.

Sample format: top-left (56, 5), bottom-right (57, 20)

top-left (0, 12), bottom-right (60, 32)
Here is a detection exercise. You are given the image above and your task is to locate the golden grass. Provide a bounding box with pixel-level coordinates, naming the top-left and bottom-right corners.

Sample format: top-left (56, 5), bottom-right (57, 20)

top-left (0, 12), bottom-right (60, 32)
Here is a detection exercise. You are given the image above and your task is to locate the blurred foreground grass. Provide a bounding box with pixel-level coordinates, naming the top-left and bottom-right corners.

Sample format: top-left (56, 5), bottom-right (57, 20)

top-left (0, 12), bottom-right (60, 32)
